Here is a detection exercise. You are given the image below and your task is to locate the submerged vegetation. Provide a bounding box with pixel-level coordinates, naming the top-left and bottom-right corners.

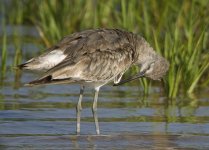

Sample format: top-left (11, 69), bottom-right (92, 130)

top-left (0, 0), bottom-right (208, 98)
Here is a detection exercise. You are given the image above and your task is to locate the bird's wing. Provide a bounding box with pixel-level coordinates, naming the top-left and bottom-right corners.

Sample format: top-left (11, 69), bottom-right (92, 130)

top-left (28, 29), bottom-right (136, 85)
top-left (18, 29), bottom-right (101, 71)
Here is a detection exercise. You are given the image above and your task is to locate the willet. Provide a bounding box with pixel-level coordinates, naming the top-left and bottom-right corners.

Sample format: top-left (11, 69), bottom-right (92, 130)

top-left (18, 28), bottom-right (169, 135)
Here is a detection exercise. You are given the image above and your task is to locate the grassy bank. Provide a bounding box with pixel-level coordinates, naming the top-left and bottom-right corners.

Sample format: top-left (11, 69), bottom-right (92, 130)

top-left (0, 0), bottom-right (208, 98)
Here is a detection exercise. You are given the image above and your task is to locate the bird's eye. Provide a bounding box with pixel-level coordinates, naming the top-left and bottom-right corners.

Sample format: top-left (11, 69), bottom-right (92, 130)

top-left (146, 62), bottom-right (154, 71)
top-left (145, 62), bottom-right (154, 74)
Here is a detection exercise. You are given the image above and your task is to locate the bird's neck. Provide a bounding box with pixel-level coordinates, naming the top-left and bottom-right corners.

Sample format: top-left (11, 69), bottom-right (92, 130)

top-left (134, 35), bottom-right (159, 65)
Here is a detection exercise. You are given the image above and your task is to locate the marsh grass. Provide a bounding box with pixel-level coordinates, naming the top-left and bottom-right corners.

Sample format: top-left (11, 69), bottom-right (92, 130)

top-left (1, 5), bottom-right (7, 79)
top-left (1, 29), bottom-right (7, 79)
top-left (1, 0), bottom-right (209, 98)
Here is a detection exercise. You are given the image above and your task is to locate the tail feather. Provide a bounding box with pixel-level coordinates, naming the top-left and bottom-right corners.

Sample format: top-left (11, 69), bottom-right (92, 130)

top-left (27, 75), bottom-right (52, 85)
top-left (17, 57), bottom-right (43, 71)
top-left (17, 62), bottom-right (31, 70)
top-left (25, 75), bottom-right (73, 86)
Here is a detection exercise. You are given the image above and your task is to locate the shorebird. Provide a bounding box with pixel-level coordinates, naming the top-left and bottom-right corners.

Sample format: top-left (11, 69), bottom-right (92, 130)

top-left (18, 28), bottom-right (169, 135)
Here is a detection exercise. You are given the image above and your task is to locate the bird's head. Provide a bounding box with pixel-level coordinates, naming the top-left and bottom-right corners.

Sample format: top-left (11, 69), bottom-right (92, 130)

top-left (113, 56), bottom-right (169, 86)
top-left (133, 36), bottom-right (169, 80)
top-left (141, 57), bottom-right (169, 80)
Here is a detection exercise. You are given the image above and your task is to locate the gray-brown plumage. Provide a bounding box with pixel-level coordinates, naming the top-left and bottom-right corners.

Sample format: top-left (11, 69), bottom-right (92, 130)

top-left (18, 28), bottom-right (169, 134)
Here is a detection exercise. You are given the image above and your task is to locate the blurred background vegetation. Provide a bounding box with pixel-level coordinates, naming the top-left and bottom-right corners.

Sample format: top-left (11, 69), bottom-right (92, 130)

top-left (0, 0), bottom-right (208, 98)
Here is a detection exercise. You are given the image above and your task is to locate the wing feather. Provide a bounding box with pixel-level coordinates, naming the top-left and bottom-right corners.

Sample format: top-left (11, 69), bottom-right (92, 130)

top-left (34, 29), bottom-right (136, 84)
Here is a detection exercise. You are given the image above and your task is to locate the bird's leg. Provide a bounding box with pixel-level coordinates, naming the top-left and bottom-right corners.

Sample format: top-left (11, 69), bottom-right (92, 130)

top-left (92, 87), bottom-right (100, 135)
top-left (76, 85), bottom-right (84, 135)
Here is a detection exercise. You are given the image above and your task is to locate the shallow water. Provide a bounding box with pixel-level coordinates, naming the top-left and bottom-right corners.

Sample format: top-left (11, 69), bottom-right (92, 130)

top-left (1, 81), bottom-right (209, 149)
top-left (1, 26), bottom-right (209, 149)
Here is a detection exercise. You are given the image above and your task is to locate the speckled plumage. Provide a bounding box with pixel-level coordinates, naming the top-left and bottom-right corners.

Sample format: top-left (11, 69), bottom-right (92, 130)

top-left (18, 28), bottom-right (169, 134)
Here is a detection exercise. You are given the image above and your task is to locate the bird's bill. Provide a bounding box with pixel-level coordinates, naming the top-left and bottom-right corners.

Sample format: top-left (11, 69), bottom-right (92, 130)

top-left (113, 71), bottom-right (145, 86)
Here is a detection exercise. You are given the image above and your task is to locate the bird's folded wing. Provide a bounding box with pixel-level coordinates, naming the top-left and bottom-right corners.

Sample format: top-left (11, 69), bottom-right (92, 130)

top-left (27, 29), bottom-right (136, 85)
